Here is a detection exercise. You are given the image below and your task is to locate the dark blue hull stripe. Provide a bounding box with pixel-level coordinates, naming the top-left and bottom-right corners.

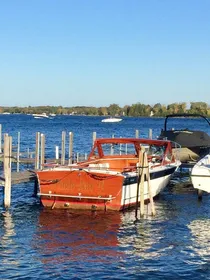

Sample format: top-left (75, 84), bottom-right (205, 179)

top-left (123, 166), bottom-right (176, 186)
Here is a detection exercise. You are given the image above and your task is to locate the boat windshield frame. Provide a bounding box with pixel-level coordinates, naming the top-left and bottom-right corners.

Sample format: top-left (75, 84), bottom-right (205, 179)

top-left (88, 138), bottom-right (173, 162)
top-left (163, 114), bottom-right (210, 131)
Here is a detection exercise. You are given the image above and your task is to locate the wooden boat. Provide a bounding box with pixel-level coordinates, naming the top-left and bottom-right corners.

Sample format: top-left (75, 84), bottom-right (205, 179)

top-left (35, 138), bottom-right (181, 211)
top-left (158, 114), bottom-right (210, 163)
top-left (191, 153), bottom-right (210, 194)
top-left (101, 117), bottom-right (122, 123)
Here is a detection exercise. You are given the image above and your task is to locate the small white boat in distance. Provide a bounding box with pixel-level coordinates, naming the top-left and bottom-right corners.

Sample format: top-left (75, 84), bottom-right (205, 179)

top-left (101, 117), bottom-right (122, 123)
top-left (191, 153), bottom-right (210, 193)
top-left (32, 113), bottom-right (49, 119)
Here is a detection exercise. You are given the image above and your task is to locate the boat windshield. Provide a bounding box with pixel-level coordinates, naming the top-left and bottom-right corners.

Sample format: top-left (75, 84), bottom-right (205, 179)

top-left (147, 144), bottom-right (166, 157)
top-left (100, 143), bottom-right (137, 156)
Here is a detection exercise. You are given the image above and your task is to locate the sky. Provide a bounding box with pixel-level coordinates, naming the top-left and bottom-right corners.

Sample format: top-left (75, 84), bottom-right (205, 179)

top-left (0, 0), bottom-right (210, 108)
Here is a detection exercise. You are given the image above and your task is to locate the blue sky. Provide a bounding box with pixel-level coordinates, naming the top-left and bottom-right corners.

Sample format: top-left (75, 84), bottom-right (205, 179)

top-left (0, 0), bottom-right (210, 107)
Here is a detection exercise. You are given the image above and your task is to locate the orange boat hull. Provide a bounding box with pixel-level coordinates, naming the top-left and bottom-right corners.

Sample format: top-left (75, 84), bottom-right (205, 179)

top-left (37, 169), bottom-right (125, 211)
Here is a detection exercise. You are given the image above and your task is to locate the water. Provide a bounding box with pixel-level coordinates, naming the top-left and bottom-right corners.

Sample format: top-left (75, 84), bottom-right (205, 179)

top-left (0, 114), bottom-right (210, 279)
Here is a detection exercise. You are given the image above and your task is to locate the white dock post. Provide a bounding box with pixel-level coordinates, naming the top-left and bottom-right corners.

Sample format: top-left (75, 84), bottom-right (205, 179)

top-left (40, 133), bottom-right (45, 169)
top-left (92, 132), bottom-right (96, 146)
top-left (135, 129), bottom-right (139, 138)
top-left (4, 134), bottom-right (12, 208)
top-left (35, 132), bottom-right (40, 170)
top-left (17, 132), bottom-right (20, 172)
top-left (110, 134), bottom-right (115, 155)
top-left (55, 146), bottom-right (59, 162)
top-left (68, 132), bottom-right (73, 165)
top-left (148, 128), bottom-right (153, 139)
top-left (61, 131), bottom-right (66, 165)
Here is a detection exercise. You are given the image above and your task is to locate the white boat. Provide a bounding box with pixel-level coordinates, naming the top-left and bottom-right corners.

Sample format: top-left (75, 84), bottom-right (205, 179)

top-left (32, 113), bottom-right (49, 119)
top-left (191, 153), bottom-right (210, 193)
top-left (101, 117), bottom-right (122, 123)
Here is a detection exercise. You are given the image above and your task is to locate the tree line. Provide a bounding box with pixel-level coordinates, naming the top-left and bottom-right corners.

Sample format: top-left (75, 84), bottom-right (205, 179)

top-left (0, 102), bottom-right (210, 117)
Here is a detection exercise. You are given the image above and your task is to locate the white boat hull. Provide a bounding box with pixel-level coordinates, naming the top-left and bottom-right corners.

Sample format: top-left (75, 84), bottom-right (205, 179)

top-left (191, 154), bottom-right (210, 193)
top-left (121, 165), bottom-right (176, 207)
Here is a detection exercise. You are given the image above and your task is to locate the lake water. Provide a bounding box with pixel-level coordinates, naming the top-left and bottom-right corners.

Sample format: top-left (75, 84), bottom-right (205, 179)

top-left (0, 114), bottom-right (210, 279)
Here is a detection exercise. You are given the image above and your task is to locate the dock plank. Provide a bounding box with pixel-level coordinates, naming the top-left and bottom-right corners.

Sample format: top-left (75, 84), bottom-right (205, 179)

top-left (0, 170), bottom-right (37, 186)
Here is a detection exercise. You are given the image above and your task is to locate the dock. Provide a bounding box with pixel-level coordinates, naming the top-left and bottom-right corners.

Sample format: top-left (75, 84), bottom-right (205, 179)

top-left (0, 170), bottom-right (37, 185)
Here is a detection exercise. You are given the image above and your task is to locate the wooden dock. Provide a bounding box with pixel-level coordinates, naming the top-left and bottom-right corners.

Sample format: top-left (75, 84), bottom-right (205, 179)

top-left (0, 170), bottom-right (37, 186)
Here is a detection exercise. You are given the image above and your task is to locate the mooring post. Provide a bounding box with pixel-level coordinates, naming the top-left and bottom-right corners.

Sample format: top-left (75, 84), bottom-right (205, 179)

top-left (61, 131), bottom-right (66, 165)
top-left (135, 158), bottom-right (141, 218)
top-left (17, 131), bottom-right (20, 172)
top-left (55, 146), bottom-right (59, 163)
top-left (148, 128), bottom-right (153, 139)
top-left (35, 132), bottom-right (40, 170)
top-left (68, 132), bottom-right (73, 165)
top-left (40, 133), bottom-right (45, 169)
top-left (92, 132), bottom-right (96, 146)
top-left (145, 153), bottom-right (156, 216)
top-left (135, 129), bottom-right (139, 138)
top-left (110, 134), bottom-right (115, 155)
top-left (140, 148), bottom-right (146, 217)
top-left (4, 134), bottom-right (12, 208)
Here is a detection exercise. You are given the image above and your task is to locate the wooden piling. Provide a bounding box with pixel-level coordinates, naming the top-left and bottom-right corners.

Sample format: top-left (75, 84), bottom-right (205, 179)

top-left (135, 159), bottom-right (141, 218)
top-left (40, 133), bottom-right (45, 168)
top-left (92, 132), bottom-right (96, 146)
top-left (35, 132), bottom-right (40, 170)
top-left (55, 146), bottom-right (59, 162)
top-left (148, 128), bottom-right (153, 139)
top-left (68, 132), bottom-right (73, 165)
top-left (61, 131), bottom-right (66, 165)
top-left (140, 149), bottom-right (145, 217)
top-left (144, 153), bottom-right (156, 215)
top-left (135, 129), bottom-right (139, 138)
top-left (136, 147), bottom-right (146, 218)
top-left (17, 131), bottom-right (20, 172)
top-left (4, 134), bottom-right (12, 208)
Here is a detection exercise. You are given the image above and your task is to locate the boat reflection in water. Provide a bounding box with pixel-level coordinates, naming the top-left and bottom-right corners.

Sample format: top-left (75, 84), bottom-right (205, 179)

top-left (1, 211), bottom-right (19, 267)
top-left (36, 209), bottom-right (124, 264)
top-left (36, 204), bottom-right (167, 265)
